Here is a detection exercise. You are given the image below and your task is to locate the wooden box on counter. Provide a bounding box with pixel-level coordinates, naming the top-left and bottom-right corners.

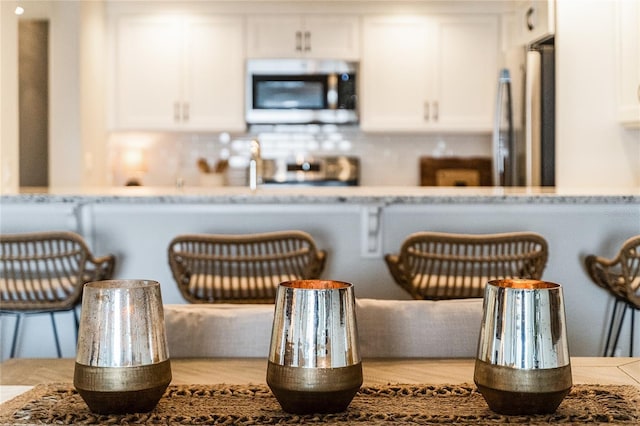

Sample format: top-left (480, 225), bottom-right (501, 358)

top-left (420, 156), bottom-right (493, 186)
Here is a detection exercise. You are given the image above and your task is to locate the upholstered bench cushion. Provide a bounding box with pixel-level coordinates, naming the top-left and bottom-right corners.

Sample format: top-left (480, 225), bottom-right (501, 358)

top-left (164, 304), bottom-right (274, 358)
top-left (355, 298), bottom-right (483, 358)
top-left (164, 298), bottom-right (484, 359)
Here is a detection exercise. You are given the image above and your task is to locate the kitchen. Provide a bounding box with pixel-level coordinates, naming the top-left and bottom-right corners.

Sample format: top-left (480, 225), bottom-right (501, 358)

top-left (1, 0), bottom-right (638, 189)
top-left (0, 0), bottom-right (639, 360)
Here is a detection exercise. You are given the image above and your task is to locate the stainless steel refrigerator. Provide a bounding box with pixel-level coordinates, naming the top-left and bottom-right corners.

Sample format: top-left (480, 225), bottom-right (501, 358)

top-left (492, 39), bottom-right (555, 187)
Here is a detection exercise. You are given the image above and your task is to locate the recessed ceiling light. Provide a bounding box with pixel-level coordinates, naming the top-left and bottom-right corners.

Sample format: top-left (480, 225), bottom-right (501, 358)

top-left (15, 6), bottom-right (24, 15)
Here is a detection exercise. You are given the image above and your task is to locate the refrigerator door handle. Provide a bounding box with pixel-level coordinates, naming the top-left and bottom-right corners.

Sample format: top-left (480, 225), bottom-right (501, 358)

top-left (492, 69), bottom-right (513, 186)
top-left (525, 50), bottom-right (542, 187)
top-left (492, 74), bottom-right (504, 185)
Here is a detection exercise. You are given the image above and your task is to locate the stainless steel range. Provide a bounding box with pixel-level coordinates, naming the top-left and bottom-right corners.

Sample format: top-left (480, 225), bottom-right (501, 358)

top-left (262, 156), bottom-right (359, 186)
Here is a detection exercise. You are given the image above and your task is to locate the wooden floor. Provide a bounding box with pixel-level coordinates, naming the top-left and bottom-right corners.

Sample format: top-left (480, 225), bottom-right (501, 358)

top-left (1, 357), bottom-right (639, 387)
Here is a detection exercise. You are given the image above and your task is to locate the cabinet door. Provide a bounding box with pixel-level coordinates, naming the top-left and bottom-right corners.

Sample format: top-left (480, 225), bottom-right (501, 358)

top-left (183, 16), bottom-right (245, 131)
top-left (113, 16), bottom-right (183, 129)
top-left (515, 0), bottom-right (555, 45)
top-left (246, 16), bottom-right (302, 58)
top-left (360, 17), bottom-right (434, 131)
top-left (616, 0), bottom-right (640, 127)
top-left (247, 15), bottom-right (360, 59)
top-left (432, 16), bottom-right (499, 131)
top-left (302, 16), bottom-right (360, 60)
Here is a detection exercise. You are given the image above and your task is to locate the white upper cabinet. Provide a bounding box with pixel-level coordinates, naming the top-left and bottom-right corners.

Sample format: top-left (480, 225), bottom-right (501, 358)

top-left (616, 0), bottom-right (640, 127)
top-left (246, 15), bottom-right (359, 59)
top-left (360, 15), bottom-right (499, 132)
top-left (111, 15), bottom-right (245, 131)
top-left (360, 17), bottom-right (434, 130)
top-left (434, 16), bottom-right (499, 130)
top-left (514, 0), bottom-right (555, 45)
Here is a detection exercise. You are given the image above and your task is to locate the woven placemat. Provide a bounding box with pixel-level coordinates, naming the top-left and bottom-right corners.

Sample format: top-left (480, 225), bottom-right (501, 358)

top-left (1, 383), bottom-right (639, 425)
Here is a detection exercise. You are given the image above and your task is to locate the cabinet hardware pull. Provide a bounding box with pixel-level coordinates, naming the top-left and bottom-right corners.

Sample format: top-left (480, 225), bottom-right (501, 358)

top-left (295, 31), bottom-right (302, 51)
top-left (304, 31), bottom-right (311, 51)
top-left (526, 6), bottom-right (535, 31)
top-left (183, 103), bottom-right (189, 122)
top-left (424, 101), bottom-right (430, 121)
top-left (433, 101), bottom-right (439, 122)
top-left (174, 102), bottom-right (181, 122)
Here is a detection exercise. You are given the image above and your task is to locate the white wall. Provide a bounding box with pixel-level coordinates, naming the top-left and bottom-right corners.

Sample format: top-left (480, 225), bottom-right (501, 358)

top-left (556, 0), bottom-right (640, 187)
top-left (49, 1), bottom-right (82, 187)
top-left (80, 1), bottom-right (109, 187)
top-left (0, 1), bottom-right (19, 193)
top-left (0, 1), bottom-right (106, 192)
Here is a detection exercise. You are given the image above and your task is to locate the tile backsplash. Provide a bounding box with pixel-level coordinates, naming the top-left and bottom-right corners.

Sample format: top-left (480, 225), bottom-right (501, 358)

top-left (108, 127), bottom-right (492, 187)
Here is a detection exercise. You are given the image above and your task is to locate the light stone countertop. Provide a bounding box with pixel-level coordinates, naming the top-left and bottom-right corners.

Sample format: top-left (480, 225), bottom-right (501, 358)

top-left (1, 186), bottom-right (639, 205)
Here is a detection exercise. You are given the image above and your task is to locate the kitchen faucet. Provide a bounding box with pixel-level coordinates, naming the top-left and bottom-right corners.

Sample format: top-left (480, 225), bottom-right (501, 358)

top-left (249, 139), bottom-right (262, 191)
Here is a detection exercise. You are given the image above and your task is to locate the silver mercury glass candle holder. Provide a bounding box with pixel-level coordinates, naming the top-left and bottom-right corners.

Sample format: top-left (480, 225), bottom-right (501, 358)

top-left (74, 279), bottom-right (172, 414)
top-left (267, 279), bottom-right (362, 414)
top-left (474, 278), bottom-right (572, 415)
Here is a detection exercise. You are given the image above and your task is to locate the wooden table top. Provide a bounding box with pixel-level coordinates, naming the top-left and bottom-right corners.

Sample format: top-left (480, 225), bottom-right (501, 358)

top-left (1, 357), bottom-right (639, 405)
top-left (1, 357), bottom-right (639, 387)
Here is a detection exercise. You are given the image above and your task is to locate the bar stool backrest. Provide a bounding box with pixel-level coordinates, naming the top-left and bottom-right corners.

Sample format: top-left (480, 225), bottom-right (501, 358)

top-left (584, 235), bottom-right (640, 357)
top-left (385, 231), bottom-right (548, 300)
top-left (0, 231), bottom-right (116, 312)
top-left (585, 235), bottom-right (640, 309)
top-left (168, 230), bottom-right (327, 303)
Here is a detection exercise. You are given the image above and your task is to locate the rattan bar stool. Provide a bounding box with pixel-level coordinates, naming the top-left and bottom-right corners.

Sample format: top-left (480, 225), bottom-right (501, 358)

top-left (385, 231), bottom-right (549, 300)
top-left (0, 231), bottom-right (116, 358)
top-left (168, 230), bottom-right (326, 304)
top-left (585, 235), bottom-right (640, 357)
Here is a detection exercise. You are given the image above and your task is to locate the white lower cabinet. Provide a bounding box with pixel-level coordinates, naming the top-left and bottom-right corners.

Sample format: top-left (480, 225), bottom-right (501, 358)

top-left (112, 15), bottom-right (245, 131)
top-left (616, 0), bottom-right (640, 127)
top-left (360, 15), bottom-right (499, 133)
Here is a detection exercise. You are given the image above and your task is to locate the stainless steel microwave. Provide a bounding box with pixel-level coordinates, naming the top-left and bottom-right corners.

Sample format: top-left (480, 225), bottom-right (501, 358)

top-left (245, 59), bottom-right (358, 125)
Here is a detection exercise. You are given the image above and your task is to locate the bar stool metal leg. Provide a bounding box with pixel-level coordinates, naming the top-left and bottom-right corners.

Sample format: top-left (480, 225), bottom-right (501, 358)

top-left (73, 307), bottom-right (79, 343)
top-left (50, 312), bottom-right (62, 358)
top-left (610, 302), bottom-right (627, 357)
top-left (9, 313), bottom-right (23, 358)
top-left (631, 308), bottom-right (636, 357)
top-left (603, 299), bottom-right (621, 357)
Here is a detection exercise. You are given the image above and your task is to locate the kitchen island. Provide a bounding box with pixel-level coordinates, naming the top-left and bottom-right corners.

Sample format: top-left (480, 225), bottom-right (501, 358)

top-left (1, 186), bottom-right (638, 358)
